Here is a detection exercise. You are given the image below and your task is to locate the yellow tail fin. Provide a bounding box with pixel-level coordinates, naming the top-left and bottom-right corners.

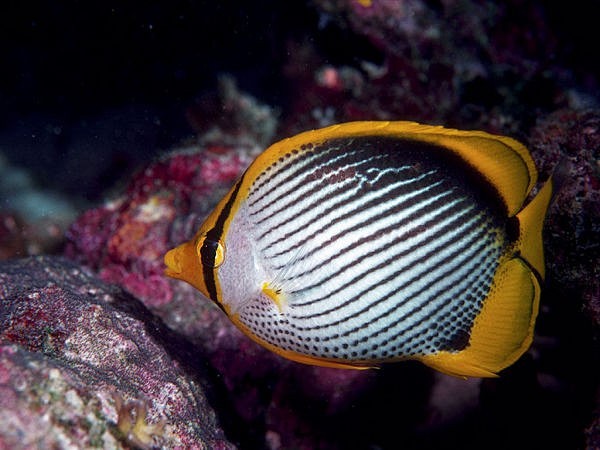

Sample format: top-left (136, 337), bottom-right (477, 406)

top-left (420, 257), bottom-right (541, 378)
top-left (516, 178), bottom-right (553, 280)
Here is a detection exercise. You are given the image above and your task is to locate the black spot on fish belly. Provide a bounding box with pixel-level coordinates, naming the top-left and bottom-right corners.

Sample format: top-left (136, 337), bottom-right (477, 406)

top-left (441, 328), bottom-right (471, 351)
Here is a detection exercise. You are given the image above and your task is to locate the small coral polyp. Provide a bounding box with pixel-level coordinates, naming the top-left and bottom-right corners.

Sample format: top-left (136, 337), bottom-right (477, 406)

top-left (113, 393), bottom-right (165, 449)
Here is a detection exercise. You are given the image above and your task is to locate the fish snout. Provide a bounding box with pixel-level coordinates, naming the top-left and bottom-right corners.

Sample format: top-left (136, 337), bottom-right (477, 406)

top-left (164, 242), bottom-right (198, 282)
top-left (164, 240), bottom-right (214, 301)
top-left (164, 246), bottom-right (184, 277)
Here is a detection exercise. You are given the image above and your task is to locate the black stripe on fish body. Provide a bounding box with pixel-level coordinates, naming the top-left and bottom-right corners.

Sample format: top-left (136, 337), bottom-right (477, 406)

top-left (248, 143), bottom-right (337, 208)
top-left (259, 168), bottom-right (442, 258)
top-left (281, 197), bottom-right (477, 290)
top-left (252, 151), bottom-right (392, 234)
top-left (232, 136), bottom-right (512, 362)
top-left (250, 136), bottom-right (508, 218)
top-left (288, 209), bottom-right (494, 312)
top-left (248, 144), bottom-right (314, 197)
top-left (248, 140), bottom-right (394, 209)
top-left (256, 145), bottom-right (506, 292)
top-left (268, 174), bottom-right (464, 268)
top-left (273, 223), bottom-right (498, 353)
top-left (250, 137), bottom-right (508, 261)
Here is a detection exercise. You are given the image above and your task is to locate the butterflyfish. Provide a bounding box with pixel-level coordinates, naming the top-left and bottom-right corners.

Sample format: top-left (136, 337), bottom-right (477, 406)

top-left (164, 121), bottom-right (552, 378)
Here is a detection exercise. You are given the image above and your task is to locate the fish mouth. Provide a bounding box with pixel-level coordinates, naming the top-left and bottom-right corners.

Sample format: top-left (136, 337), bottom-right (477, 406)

top-left (164, 241), bottom-right (203, 287)
top-left (163, 241), bottom-right (212, 300)
top-left (164, 246), bottom-right (184, 277)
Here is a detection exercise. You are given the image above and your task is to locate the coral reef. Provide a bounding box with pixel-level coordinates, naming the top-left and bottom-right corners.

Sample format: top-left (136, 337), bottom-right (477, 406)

top-left (1, 0), bottom-right (598, 448)
top-left (65, 144), bottom-right (258, 309)
top-left (283, 0), bottom-right (588, 136)
top-left (527, 110), bottom-right (600, 450)
top-left (0, 256), bottom-right (234, 449)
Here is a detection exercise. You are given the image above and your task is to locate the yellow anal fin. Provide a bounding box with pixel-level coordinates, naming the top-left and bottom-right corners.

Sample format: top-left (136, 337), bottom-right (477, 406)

top-left (516, 178), bottom-right (553, 280)
top-left (274, 352), bottom-right (376, 370)
top-left (419, 257), bottom-right (540, 378)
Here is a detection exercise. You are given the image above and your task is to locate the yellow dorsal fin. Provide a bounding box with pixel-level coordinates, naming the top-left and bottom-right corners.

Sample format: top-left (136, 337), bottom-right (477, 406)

top-left (419, 257), bottom-right (540, 378)
top-left (515, 178), bottom-right (553, 280)
top-left (394, 127), bottom-right (537, 217)
top-left (259, 122), bottom-right (538, 217)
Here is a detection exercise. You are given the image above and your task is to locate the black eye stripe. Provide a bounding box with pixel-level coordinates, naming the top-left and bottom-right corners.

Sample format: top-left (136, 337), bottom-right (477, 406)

top-left (202, 178), bottom-right (244, 302)
top-left (200, 238), bottom-right (219, 267)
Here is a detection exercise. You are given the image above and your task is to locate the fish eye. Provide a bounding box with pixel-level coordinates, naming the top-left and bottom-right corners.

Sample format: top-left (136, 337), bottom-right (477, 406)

top-left (197, 235), bottom-right (225, 268)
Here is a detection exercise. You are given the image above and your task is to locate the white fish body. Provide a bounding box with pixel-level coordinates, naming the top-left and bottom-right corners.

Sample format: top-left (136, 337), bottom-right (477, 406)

top-left (165, 121), bottom-right (553, 378)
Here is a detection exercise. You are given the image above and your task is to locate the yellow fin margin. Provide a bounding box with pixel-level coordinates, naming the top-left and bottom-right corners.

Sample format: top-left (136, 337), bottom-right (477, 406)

top-left (228, 313), bottom-right (375, 370)
top-left (419, 257), bottom-right (540, 378)
top-left (250, 121), bottom-right (537, 217)
top-left (426, 133), bottom-right (536, 216)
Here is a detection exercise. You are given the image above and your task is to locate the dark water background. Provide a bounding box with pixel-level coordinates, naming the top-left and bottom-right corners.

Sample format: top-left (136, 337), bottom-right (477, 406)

top-left (1, 0), bottom-right (368, 204)
top-left (1, 0), bottom-right (598, 205)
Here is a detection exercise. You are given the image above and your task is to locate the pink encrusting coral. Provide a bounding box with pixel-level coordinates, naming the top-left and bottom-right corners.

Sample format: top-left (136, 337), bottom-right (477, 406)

top-left (65, 143), bottom-right (258, 308)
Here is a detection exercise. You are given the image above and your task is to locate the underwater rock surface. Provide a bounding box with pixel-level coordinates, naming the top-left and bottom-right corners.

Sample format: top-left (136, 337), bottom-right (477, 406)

top-left (0, 256), bottom-right (234, 449)
top-left (529, 109), bottom-right (600, 326)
